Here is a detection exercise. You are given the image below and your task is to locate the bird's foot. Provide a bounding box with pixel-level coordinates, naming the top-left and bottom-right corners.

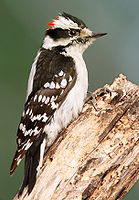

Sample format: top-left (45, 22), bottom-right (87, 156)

top-left (85, 87), bottom-right (112, 111)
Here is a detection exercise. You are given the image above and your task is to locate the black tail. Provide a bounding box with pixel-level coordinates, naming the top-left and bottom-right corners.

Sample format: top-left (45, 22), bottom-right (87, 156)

top-left (18, 135), bottom-right (44, 196)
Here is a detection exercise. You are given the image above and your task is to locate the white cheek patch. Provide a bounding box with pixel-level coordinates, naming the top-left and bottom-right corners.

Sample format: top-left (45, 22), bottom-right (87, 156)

top-left (43, 36), bottom-right (71, 50)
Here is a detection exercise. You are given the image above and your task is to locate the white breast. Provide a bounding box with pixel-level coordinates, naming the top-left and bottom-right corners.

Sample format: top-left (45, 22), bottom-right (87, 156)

top-left (44, 49), bottom-right (88, 146)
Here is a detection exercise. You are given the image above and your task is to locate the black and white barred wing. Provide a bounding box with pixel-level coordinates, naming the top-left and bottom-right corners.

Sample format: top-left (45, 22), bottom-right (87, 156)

top-left (10, 65), bottom-right (76, 175)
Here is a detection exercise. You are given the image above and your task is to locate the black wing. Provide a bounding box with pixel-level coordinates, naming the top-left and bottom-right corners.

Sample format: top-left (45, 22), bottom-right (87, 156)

top-left (10, 47), bottom-right (77, 175)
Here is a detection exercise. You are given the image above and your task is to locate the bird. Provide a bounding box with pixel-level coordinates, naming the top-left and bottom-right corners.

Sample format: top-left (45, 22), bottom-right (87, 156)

top-left (10, 12), bottom-right (107, 196)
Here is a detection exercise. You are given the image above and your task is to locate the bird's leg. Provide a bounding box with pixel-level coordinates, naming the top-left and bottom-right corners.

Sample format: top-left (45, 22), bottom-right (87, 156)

top-left (85, 87), bottom-right (112, 111)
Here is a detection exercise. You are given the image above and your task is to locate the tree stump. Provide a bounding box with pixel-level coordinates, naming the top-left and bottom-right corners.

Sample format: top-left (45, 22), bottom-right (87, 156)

top-left (13, 74), bottom-right (139, 200)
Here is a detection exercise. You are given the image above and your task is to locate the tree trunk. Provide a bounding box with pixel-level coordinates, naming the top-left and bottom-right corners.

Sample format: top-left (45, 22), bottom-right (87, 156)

top-left (14, 74), bottom-right (139, 200)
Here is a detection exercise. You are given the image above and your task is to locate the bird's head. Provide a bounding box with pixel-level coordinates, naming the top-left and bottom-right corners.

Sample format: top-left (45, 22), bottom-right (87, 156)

top-left (43, 12), bottom-right (107, 54)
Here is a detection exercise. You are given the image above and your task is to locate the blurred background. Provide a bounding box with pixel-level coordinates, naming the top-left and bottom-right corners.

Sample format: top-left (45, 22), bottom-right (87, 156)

top-left (0, 0), bottom-right (139, 199)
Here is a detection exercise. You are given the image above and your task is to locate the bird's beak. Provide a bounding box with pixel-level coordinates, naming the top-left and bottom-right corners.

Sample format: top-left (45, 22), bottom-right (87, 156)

top-left (91, 32), bottom-right (107, 38)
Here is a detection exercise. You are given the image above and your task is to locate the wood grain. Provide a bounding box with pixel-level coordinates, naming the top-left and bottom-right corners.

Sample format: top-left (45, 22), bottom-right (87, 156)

top-left (14, 74), bottom-right (139, 200)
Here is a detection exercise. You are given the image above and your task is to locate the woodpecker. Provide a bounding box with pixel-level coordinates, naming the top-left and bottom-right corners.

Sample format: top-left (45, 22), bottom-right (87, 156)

top-left (10, 12), bottom-right (107, 195)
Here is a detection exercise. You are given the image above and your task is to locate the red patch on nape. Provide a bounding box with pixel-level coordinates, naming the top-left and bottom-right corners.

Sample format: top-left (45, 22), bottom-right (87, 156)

top-left (48, 20), bottom-right (55, 28)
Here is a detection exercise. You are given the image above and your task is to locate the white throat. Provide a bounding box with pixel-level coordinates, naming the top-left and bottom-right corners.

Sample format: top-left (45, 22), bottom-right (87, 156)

top-left (42, 35), bottom-right (70, 50)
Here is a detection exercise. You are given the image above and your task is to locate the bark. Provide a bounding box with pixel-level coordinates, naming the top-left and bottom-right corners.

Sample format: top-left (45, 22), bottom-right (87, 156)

top-left (14, 74), bottom-right (139, 200)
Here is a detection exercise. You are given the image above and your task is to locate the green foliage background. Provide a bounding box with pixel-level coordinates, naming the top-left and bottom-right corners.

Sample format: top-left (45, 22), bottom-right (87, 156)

top-left (0, 0), bottom-right (139, 199)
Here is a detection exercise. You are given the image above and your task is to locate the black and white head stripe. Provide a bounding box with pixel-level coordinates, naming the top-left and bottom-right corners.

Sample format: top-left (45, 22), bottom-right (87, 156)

top-left (10, 47), bottom-right (77, 174)
top-left (47, 12), bottom-right (87, 30)
top-left (61, 12), bottom-right (87, 28)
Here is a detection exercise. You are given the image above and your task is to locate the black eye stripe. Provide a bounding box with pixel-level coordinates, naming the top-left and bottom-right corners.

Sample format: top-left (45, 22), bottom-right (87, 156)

top-left (46, 28), bottom-right (69, 40)
top-left (46, 28), bottom-right (80, 40)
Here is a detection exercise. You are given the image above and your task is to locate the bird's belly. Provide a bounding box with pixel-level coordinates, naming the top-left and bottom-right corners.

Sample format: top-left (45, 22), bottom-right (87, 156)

top-left (44, 75), bottom-right (88, 147)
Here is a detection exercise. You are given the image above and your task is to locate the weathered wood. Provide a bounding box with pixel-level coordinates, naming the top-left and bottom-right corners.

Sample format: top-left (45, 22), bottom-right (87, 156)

top-left (14, 74), bottom-right (139, 200)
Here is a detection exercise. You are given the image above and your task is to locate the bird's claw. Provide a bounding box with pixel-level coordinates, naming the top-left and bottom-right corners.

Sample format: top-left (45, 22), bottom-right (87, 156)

top-left (85, 87), bottom-right (112, 111)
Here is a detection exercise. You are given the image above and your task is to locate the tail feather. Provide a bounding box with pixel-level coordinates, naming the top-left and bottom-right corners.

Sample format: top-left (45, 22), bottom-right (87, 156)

top-left (10, 149), bottom-right (26, 176)
top-left (18, 134), bottom-right (45, 196)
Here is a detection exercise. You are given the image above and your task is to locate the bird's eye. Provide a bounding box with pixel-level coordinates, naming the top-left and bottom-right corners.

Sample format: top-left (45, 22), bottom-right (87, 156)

top-left (69, 29), bottom-right (79, 36)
